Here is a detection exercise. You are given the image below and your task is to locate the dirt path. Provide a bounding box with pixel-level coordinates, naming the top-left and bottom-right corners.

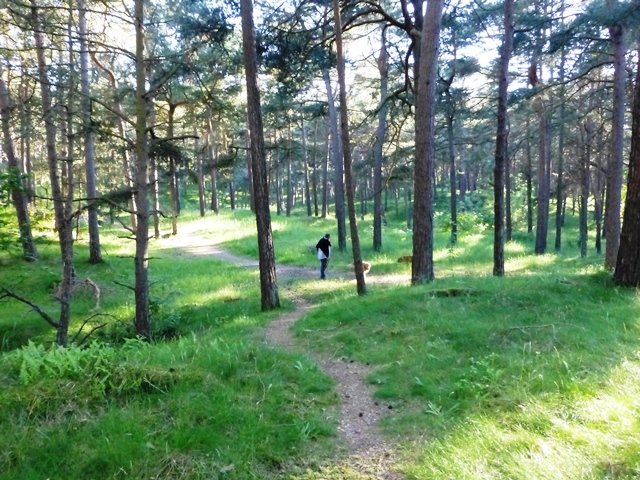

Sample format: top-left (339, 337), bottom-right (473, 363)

top-left (159, 235), bottom-right (404, 478)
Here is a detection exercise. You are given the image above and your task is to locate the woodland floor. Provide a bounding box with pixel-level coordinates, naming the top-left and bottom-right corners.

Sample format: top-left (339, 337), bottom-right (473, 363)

top-left (161, 234), bottom-right (408, 479)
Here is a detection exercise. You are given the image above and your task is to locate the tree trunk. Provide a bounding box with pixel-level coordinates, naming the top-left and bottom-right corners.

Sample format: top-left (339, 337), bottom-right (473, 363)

top-left (333, 0), bottom-right (365, 294)
top-left (207, 119), bottom-right (219, 213)
top-left (614, 26), bottom-right (640, 286)
top-left (323, 68), bottom-right (346, 252)
top-left (411, 0), bottom-right (444, 285)
top-left (196, 128), bottom-right (206, 217)
top-left (133, 0), bottom-right (151, 340)
top-left (78, 0), bottom-right (101, 263)
top-left (312, 120), bottom-right (319, 216)
top-left (240, 0), bottom-right (280, 309)
top-left (373, 27), bottom-right (388, 252)
top-left (493, 0), bottom-right (513, 277)
top-left (526, 117), bottom-right (533, 234)
top-left (580, 121), bottom-right (593, 258)
top-left (534, 96), bottom-right (550, 254)
top-left (301, 118), bottom-right (312, 217)
top-left (286, 121), bottom-right (293, 216)
top-left (168, 104), bottom-right (180, 236)
top-left (321, 127), bottom-right (329, 218)
top-left (0, 69), bottom-right (38, 261)
top-left (554, 46), bottom-right (566, 252)
top-left (605, 2), bottom-right (626, 269)
top-left (31, 0), bottom-right (74, 345)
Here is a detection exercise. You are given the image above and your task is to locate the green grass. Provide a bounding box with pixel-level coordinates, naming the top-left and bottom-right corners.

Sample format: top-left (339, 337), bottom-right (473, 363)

top-left (1, 202), bottom-right (640, 479)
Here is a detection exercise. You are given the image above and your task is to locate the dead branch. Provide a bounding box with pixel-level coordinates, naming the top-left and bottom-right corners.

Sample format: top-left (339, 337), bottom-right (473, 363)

top-left (0, 288), bottom-right (60, 328)
top-left (71, 312), bottom-right (117, 345)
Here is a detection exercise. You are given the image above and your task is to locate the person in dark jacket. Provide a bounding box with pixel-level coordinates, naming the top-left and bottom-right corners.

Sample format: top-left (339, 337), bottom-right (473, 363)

top-left (315, 233), bottom-right (332, 280)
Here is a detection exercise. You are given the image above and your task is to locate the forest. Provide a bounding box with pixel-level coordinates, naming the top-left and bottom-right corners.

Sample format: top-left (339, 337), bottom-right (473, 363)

top-left (1, 0), bottom-right (640, 478)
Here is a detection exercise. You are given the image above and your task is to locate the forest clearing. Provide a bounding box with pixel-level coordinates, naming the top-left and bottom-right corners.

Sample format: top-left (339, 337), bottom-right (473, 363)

top-left (1, 210), bottom-right (640, 479)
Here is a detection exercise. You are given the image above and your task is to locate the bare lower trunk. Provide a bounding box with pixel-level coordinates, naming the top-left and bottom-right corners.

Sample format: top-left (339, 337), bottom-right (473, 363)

top-left (614, 27), bottom-right (640, 286)
top-left (373, 27), bottom-right (388, 252)
top-left (240, 0), bottom-right (279, 309)
top-left (580, 121), bottom-right (592, 258)
top-left (133, 0), bottom-right (151, 340)
top-left (323, 68), bottom-right (346, 251)
top-left (32, 0), bottom-right (73, 345)
top-left (605, 9), bottom-right (626, 269)
top-left (333, 0), bottom-right (366, 295)
top-left (78, 0), bottom-right (101, 263)
top-left (493, 0), bottom-right (513, 276)
top-left (411, 0), bottom-right (444, 284)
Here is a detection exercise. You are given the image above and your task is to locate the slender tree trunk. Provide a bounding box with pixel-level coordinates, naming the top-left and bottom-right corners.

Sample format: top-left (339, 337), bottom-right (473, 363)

top-left (493, 0), bottom-right (513, 277)
top-left (614, 24), bottom-right (640, 286)
top-left (526, 118), bottom-right (533, 234)
top-left (373, 27), bottom-right (388, 252)
top-left (133, 0), bottom-right (151, 340)
top-left (321, 128), bottom-right (329, 218)
top-left (554, 45), bottom-right (566, 252)
top-left (0, 69), bottom-right (38, 261)
top-left (312, 120), bottom-right (319, 216)
top-left (580, 121), bottom-right (592, 258)
top-left (605, 2), bottom-right (626, 269)
top-left (301, 118), bottom-right (312, 217)
top-left (78, 0), bottom-right (101, 263)
top-left (167, 104), bottom-right (180, 235)
top-left (411, 0), bottom-right (444, 284)
top-left (505, 139), bottom-right (512, 242)
top-left (240, 0), bottom-right (280, 309)
top-left (286, 121), bottom-right (293, 216)
top-left (32, 0), bottom-right (74, 345)
top-left (208, 119), bottom-right (219, 213)
top-left (323, 68), bottom-right (346, 251)
top-left (534, 96), bottom-right (550, 254)
top-left (195, 128), bottom-right (206, 217)
top-left (332, 0), bottom-right (365, 294)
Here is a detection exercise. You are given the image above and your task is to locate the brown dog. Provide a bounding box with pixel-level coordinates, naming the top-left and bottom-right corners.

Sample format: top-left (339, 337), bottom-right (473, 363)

top-left (350, 261), bottom-right (372, 275)
top-left (397, 255), bottom-right (412, 263)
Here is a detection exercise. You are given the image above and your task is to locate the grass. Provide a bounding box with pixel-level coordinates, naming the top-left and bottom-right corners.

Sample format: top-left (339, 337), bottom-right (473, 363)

top-left (1, 201), bottom-right (640, 479)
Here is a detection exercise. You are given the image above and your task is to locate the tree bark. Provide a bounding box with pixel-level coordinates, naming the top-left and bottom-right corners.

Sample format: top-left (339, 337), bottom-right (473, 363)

top-left (0, 69), bottom-right (38, 261)
top-left (554, 45), bottom-right (566, 252)
top-left (373, 27), bottom-right (388, 252)
top-left (195, 127), bottom-right (206, 217)
top-left (78, 0), bottom-right (101, 263)
top-left (208, 119), bottom-right (219, 213)
top-left (534, 95), bottom-right (550, 254)
top-left (605, 1), bottom-right (626, 269)
top-left (580, 121), bottom-right (592, 258)
top-left (614, 25), bottom-right (640, 286)
top-left (333, 0), bottom-right (366, 295)
top-left (323, 68), bottom-right (346, 252)
top-left (301, 118), bottom-right (312, 217)
top-left (133, 0), bottom-right (151, 340)
top-left (493, 0), bottom-right (513, 277)
top-left (31, 0), bottom-right (74, 345)
top-left (411, 0), bottom-right (444, 285)
top-left (240, 0), bottom-right (280, 309)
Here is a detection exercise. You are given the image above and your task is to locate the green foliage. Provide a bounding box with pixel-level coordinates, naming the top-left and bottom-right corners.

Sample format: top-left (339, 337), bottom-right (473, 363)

top-left (5, 338), bottom-right (172, 398)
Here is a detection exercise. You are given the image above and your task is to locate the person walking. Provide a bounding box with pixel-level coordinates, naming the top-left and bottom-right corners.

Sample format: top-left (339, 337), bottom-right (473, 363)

top-left (316, 233), bottom-right (332, 280)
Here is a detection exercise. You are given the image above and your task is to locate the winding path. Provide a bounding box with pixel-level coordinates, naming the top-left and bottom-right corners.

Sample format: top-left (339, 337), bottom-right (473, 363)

top-left (159, 234), bottom-right (405, 478)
